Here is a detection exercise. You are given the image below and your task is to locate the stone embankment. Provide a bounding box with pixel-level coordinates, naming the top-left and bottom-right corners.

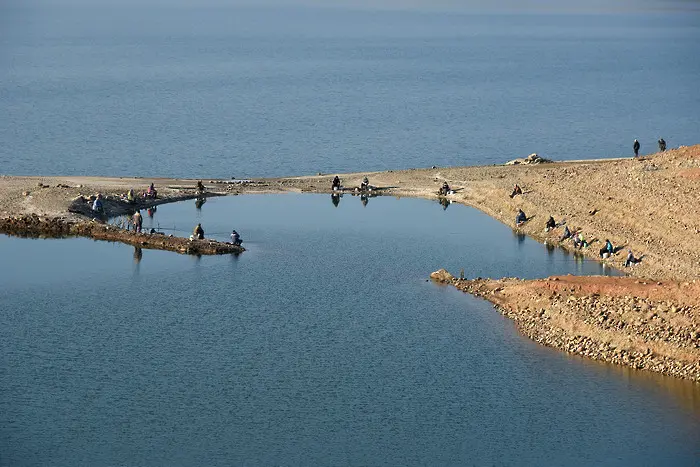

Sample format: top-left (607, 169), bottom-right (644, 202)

top-left (0, 214), bottom-right (243, 255)
top-left (431, 270), bottom-right (700, 382)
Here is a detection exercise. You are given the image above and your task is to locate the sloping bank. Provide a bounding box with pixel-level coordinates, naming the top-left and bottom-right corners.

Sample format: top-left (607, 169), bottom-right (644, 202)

top-left (431, 269), bottom-right (700, 382)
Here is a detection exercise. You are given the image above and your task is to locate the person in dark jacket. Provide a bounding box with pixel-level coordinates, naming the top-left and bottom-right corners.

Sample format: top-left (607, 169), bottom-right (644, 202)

top-left (559, 225), bottom-right (572, 242)
top-left (658, 138), bottom-right (666, 152)
top-left (193, 223), bottom-right (204, 240)
top-left (545, 216), bottom-right (556, 231)
top-left (633, 139), bottom-right (640, 157)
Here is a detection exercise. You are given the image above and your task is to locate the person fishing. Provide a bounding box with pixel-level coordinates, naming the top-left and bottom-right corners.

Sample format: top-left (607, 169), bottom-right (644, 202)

top-left (196, 180), bottom-right (205, 193)
top-left (332, 176), bottom-right (341, 191)
top-left (515, 209), bottom-right (527, 226)
top-left (145, 183), bottom-right (157, 199)
top-left (92, 194), bottom-right (104, 215)
top-left (545, 216), bottom-right (556, 231)
top-left (439, 181), bottom-right (451, 196)
top-left (360, 176), bottom-right (369, 191)
top-left (132, 210), bottom-right (143, 233)
top-left (625, 250), bottom-right (641, 267)
top-left (193, 223), bottom-right (204, 240)
top-left (559, 225), bottom-right (571, 242)
top-left (599, 239), bottom-right (614, 258)
top-left (230, 229), bottom-right (242, 246)
top-left (509, 184), bottom-right (523, 198)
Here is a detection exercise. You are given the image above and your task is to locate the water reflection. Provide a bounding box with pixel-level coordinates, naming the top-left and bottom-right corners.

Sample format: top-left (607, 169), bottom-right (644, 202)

top-left (0, 195), bottom-right (693, 466)
top-left (544, 240), bottom-right (556, 256)
top-left (331, 193), bottom-right (341, 207)
top-left (133, 246), bottom-right (142, 263)
top-left (147, 205), bottom-right (157, 218)
top-left (361, 194), bottom-right (369, 207)
top-left (195, 197), bottom-right (206, 210)
top-left (438, 197), bottom-right (450, 210)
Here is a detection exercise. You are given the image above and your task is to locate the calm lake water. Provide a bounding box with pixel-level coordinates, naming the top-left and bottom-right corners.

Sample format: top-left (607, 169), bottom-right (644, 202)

top-left (1, 195), bottom-right (699, 466)
top-left (1, 4), bottom-right (699, 178)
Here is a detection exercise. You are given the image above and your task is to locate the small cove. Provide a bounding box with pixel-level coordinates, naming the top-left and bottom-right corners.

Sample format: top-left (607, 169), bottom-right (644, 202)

top-left (2, 194), bottom-right (699, 466)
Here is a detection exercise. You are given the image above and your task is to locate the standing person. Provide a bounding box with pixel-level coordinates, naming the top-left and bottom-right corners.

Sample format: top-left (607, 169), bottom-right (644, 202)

top-left (658, 138), bottom-right (666, 152)
top-left (132, 210), bottom-right (143, 233)
top-left (633, 139), bottom-right (640, 157)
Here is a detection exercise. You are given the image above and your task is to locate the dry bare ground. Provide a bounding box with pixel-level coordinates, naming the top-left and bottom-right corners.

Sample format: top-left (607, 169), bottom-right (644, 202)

top-left (2, 144), bottom-right (699, 380)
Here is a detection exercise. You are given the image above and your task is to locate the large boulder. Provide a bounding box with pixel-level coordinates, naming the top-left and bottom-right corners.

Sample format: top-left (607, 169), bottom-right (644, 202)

top-left (430, 268), bottom-right (455, 283)
top-left (506, 153), bottom-right (552, 165)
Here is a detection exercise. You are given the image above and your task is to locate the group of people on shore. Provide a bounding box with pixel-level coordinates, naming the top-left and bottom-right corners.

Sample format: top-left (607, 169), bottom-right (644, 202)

top-left (190, 223), bottom-right (243, 246)
top-left (331, 175), bottom-right (373, 193)
top-left (118, 183), bottom-right (158, 206)
top-left (633, 137), bottom-right (667, 157)
top-left (511, 185), bottom-right (641, 268)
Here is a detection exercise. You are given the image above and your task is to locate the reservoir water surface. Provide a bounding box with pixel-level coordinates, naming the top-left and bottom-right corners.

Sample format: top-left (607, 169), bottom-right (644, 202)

top-left (1, 195), bottom-right (699, 466)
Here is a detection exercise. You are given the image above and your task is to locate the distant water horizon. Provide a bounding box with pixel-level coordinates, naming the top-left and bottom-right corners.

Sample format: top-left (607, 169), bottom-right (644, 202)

top-left (1, 3), bottom-right (698, 178)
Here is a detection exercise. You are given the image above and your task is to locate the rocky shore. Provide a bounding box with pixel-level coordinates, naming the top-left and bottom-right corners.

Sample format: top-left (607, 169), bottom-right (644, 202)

top-left (0, 213), bottom-right (243, 255)
top-left (0, 178), bottom-right (245, 255)
top-left (431, 269), bottom-right (700, 382)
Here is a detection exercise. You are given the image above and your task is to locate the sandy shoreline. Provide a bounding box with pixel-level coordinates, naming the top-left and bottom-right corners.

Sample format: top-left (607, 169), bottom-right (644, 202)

top-left (2, 144), bottom-right (699, 381)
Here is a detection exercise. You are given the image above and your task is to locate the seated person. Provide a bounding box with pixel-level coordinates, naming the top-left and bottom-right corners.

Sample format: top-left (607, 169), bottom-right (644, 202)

top-left (559, 225), bottom-right (571, 242)
top-left (573, 232), bottom-right (587, 249)
top-left (515, 209), bottom-right (527, 226)
top-left (193, 223), bottom-right (204, 240)
top-left (127, 189), bottom-right (135, 204)
top-left (230, 229), bottom-right (242, 246)
top-left (439, 181), bottom-right (451, 196)
top-left (510, 184), bottom-right (523, 198)
top-left (360, 176), bottom-right (369, 191)
top-left (92, 194), bottom-right (104, 213)
top-left (625, 250), bottom-right (641, 267)
top-left (332, 176), bottom-right (341, 191)
top-left (545, 216), bottom-right (556, 231)
top-left (599, 239), bottom-right (614, 258)
top-left (145, 183), bottom-right (157, 198)
top-left (196, 180), bottom-right (205, 193)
